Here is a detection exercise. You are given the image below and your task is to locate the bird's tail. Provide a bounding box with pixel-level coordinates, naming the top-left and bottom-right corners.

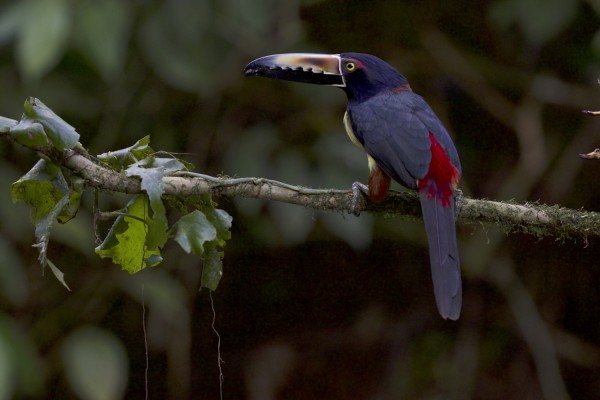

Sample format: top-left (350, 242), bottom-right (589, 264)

top-left (419, 191), bottom-right (462, 320)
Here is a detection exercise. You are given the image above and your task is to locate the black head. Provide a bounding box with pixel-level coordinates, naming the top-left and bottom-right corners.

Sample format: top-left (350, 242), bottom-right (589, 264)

top-left (338, 53), bottom-right (410, 104)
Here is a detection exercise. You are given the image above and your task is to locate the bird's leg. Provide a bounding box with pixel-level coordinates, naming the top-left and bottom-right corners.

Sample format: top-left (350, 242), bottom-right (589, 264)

top-left (351, 181), bottom-right (369, 216)
top-left (453, 189), bottom-right (463, 221)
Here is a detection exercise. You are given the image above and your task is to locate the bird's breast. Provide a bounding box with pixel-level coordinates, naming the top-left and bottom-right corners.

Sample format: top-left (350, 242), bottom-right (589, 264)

top-left (343, 111), bottom-right (365, 151)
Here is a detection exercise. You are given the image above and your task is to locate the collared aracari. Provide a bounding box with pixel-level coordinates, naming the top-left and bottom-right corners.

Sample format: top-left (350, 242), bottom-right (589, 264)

top-left (244, 53), bottom-right (462, 320)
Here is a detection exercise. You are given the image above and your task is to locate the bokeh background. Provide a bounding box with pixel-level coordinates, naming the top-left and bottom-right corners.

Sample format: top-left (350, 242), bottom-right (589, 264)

top-left (1, 0), bottom-right (600, 399)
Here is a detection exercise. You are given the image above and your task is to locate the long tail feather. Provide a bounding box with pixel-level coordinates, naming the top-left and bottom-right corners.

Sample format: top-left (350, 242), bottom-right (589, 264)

top-left (419, 191), bottom-right (462, 320)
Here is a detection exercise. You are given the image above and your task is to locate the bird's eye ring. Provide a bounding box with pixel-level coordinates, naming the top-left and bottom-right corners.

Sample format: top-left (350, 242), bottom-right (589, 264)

top-left (345, 62), bottom-right (356, 71)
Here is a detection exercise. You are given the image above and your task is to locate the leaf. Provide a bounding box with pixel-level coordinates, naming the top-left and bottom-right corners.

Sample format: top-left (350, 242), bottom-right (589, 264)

top-left (172, 210), bottom-right (217, 256)
top-left (172, 193), bottom-right (232, 290)
top-left (95, 195), bottom-right (162, 274)
top-left (125, 156), bottom-right (187, 250)
top-left (46, 258), bottom-right (70, 291)
top-left (199, 195), bottom-right (232, 290)
top-left (172, 194), bottom-right (232, 291)
top-left (9, 118), bottom-right (49, 148)
top-left (126, 163), bottom-right (167, 249)
top-left (74, 0), bottom-right (130, 81)
top-left (23, 97), bottom-right (80, 151)
top-left (61, 326), bottom-right (128, 400)
top-left (11, 159), bottom-right (68, 224)
top-left (148, 157), bottom-right (187, 173)
top-left (201, 241), bottom-right (223, 291)
top-left (97, 135), bottom-right (154, 170)
top-left (143, 254), bottom-right (163, 267)
top-left (16, 0), bottom-right (71, 81)
top-left (0, 117), bottom-right (17, 133)
top-left (200, 196), bottom-right (232, 247)
top-left (11, 159), bottom-right (80, 285)
top-left (57, 176), bottom-right (83, 224)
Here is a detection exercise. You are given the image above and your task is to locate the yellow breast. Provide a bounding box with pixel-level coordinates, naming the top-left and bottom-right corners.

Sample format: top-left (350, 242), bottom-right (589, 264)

top-left (343, 111), bottom-right (379, 173)
top-left (343, 112), bottom-right (364, 150)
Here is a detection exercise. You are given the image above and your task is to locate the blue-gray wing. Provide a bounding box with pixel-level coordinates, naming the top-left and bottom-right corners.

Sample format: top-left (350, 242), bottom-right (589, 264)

top-left (348, 91), bottom-right (460, 188)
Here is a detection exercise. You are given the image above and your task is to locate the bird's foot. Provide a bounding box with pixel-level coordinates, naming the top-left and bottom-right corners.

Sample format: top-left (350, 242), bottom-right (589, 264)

top-left (351, 181), bottom-right (369, 216)
top-left (453, 189), bottom-right (463, 220)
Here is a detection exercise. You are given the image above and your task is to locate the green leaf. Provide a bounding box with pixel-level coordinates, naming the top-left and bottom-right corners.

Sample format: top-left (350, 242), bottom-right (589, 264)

top-left (148, 157), bottom-right (187, 173)
top-left (74, 0), bottom-right (130, 81)
top-left (0, 117), bottom-right (17, 133)
top-left (199, 195), bottom-right (232, 290)
top-left (16, 0), bottom-right (71, 81)
top-left (56, 176), bottom-right (83, 224)
top-left (9, 118), bottom-right (49, 148)
top-left (200, 198), bottom-right (232, 247)
top-left (97, 135), bottom-right (154, 170)
top-left (172, 194), bottom-right (232, 291)
top-left (61, 326), bottom-right (128, 400)
top-left (95, 195), bottom-right (162, 274)
top-left (201, 241), bottom-right (223, 291)
top-left (11, 159), bottom-right (67, 224)
top-left (144, 254), bottom-right (163, 267)
top-left (11, 159), bottom-right (79, 287)
top-left (126, 163), bottom-right (167, 249)
top-left (172, 210), bottom-right (217, 256)
top-left (125, 156), bottom-right (187, 250)
top-left (23, 97), bottom-right (80, 151)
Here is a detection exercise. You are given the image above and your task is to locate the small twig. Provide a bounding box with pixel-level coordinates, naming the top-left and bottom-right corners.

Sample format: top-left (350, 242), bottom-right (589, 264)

top-left (95, 210), bottom-right (147, 224)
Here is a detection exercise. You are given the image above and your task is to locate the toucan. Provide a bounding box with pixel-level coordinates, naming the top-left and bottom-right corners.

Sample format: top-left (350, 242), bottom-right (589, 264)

top-left (244, 53), bottom-right (462, 320)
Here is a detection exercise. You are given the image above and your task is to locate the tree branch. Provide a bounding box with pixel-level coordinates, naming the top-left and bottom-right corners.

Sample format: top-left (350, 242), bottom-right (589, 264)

top-left (54, 147), bottom-right (600, 240)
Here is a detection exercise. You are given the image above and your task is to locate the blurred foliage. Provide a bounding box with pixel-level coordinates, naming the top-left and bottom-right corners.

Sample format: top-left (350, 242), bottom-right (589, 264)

top-left (61, 326), bottom-right (128, 400)
top-left (1, 0), bottom-right (600, 399)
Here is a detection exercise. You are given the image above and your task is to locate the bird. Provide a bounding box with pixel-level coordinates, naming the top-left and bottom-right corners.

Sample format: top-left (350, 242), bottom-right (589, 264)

top-left (244, 53), bottom-right (462, 320)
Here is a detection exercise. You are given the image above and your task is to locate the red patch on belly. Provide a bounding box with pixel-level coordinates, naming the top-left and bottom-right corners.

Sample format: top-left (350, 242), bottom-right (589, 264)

top-left (368, 165), bottom-right (391, 202)
top-left (418, 133), bottom-right (460, 207)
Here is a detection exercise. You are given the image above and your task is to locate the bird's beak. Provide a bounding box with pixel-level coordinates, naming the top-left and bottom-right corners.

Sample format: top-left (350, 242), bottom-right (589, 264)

top-left (244, 53), bottom-right (345, 87)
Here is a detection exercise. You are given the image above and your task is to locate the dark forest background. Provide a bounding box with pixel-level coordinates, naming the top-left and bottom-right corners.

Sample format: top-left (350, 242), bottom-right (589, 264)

top-left (1, 0), bottom-right (600, 399)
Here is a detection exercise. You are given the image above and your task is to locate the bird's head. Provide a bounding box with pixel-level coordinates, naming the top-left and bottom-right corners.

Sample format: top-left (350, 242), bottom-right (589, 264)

top-left (244, 52), bottom-right (410, 104)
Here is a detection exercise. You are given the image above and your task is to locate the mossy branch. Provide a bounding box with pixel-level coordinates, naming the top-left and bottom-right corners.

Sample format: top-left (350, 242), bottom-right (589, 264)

top-left (45, 146), bottom-right (600, 241)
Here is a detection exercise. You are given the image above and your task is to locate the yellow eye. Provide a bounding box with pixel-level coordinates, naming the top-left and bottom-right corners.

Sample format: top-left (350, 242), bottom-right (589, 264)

top-left (345, 62), bottom-right (355, 71)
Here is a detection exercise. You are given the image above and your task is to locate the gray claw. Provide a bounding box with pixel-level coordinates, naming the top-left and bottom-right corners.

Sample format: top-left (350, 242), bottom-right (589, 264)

top-left (351, 181), bottom-right (369, 215)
